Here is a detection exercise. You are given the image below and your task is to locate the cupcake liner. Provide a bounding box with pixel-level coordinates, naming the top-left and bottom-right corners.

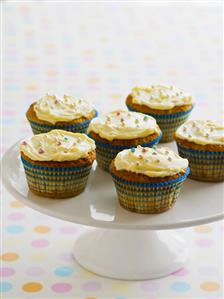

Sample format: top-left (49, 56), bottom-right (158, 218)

top-left (126, 104), bottom-right (193, 142)
top-left (111, 168), bottom-right (190, 214)
top-left (89, 133), bottom-right (162, 172)
top-left (176, 143), bottom-right (224, 182)
top-left (28, 111), bottom-right (98, 135)
top-left (21, 156), bottom-right (92, 198)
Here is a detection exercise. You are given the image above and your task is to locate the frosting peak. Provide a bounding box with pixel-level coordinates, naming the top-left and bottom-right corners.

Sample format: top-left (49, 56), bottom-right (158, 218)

top-left (87, 109), bottom-right (160, 141)
top-left (20, 130), bottom-right (96, 161)
top-left (131, 85), bottom-right (193, 110)
top-left (175, 120), bottom-right (224, 145)
top-left (114, 146), bottom-right (188, 177)
top-left (34, 94), bottom-right (95, 124)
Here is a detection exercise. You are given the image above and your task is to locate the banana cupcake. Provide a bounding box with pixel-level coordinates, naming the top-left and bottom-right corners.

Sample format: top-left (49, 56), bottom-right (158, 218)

top-left (20, 129), bottom-right (96, 198)
top-left (26, 94), bottom-right (97, 134)
top-left (87, 109), bottom-right (162, 171)
top-left (126, 85), bottom-right (194, 142)
top-left (110, 146), bottom-right (189, 214)
top-left (174, 120), bottom-right (224, 182)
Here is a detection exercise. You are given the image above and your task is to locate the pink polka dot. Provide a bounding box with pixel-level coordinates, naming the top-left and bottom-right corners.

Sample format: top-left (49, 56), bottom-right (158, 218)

top-left (25, 267), bottom-right (45, 276)
top-left (8, 212), bottom-right (25, 221)
top-left (51, 283), bottom-right (72, 293)
top-left (196, 239), bottom-right (215, 248)
top-left (60, 226), bottom-right (77, 234)
top-left (31, 239), bottom-right (49, 248)
top-left (57, 252), bottom-right (73, 262)
top-left (141, 281), bottom-right (160, 292)
top-left (82, 281), bottom-right (102, 291)
top-left (172, 267), bottom-right (189, 276)
top-left (0, 267), bottom-right (15, 277)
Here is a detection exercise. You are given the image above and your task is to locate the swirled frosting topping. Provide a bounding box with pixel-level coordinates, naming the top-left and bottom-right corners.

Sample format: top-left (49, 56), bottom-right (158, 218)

top-left (20, 130), bottom-right (96, 161)
top-left (176, 120), bottom-right (224, 145)
top-left (114, 146), bottom-right (188, 177)
top-left (131, 85), bottom-right (193, 110)
top-left (34, 94), bottom-right (95, 124)
top-left (87, 110), bottom-right (160, 141)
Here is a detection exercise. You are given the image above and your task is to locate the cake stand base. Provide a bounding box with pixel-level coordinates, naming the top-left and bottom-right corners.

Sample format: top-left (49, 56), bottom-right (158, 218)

top-left (73, 228), bottom-right (188, 280)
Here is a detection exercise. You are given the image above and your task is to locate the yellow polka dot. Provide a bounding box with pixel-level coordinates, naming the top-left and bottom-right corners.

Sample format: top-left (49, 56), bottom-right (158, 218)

top-left (167, 70), bottom-right (177, 76)
top-left (22, 282), bottom-right (43, 292)
top-left (110, 93), bottom-right (122, 99)
top-left (106, 63), bottom-right (117, 69)
top-left (29, 253), bottom-right (48, 262)
top-left (112, 282), bottom-right (129, 292)
top-left (34, 226), bottom-right (50, 233)
top-left (197, 252), bottom-right (213, 262)
top-left (194, 225), bottom-right (212, 233)
top-left (200, 281), bottom-right (220, 292)
top-left (88, 78), bottom-right (99, 84)
top-left (0, 252), bottom-right (19, 261)
top-left (7, 238), bottom-right (25, 247)
top-left (10, 201), bottom-right (25, 208)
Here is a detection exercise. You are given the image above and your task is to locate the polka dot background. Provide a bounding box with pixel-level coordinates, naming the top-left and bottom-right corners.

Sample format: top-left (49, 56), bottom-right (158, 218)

top-left (2, 2), bottom-right (223, 298)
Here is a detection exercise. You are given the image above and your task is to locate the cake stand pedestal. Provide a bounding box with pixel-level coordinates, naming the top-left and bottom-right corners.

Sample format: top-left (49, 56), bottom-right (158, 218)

top-left (2, 141), bottom-right (223, 280)
top-left (73, 229), bottom-right (188, 280)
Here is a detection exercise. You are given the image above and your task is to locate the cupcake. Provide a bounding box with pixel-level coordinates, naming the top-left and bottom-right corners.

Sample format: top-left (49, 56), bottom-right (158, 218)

top-left (110, 146), bottom-right (190, 214)
top-left (126, 85), bottom-right (194, 142)
top-left (174, 120), bottom-right (224, 182)
top-left (87, 109), bottom-right (162, 171)
top-left (26, 94), bottom-right (97, 134)
top-left (20, 130), bottom-right (96, 198)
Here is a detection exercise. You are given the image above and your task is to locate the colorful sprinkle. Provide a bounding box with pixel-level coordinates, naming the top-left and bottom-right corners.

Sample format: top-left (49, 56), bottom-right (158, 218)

top-left (38, 148), bottom-right (44, 154)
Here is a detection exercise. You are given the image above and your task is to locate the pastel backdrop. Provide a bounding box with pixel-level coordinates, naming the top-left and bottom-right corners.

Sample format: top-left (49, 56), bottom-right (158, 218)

top-left (1, 2), bottom-right (223, 298)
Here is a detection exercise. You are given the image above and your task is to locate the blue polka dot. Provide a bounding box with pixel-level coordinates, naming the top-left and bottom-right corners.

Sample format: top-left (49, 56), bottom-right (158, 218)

top-left (0, 282), bottom-right (13, 292)
top-left (54, 266), bottom-right (74, 277)
top-left (6, 225), bottom-right (24, 234)
top-left (171, 281), bottom-right (191, 292)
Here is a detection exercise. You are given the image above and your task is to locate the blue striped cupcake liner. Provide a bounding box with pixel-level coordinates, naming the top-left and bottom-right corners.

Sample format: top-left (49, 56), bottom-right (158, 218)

top-left (111, 167), bottom-right (190, 214)
top-left (21, 156), bottom-right (92, 198)
top-left (88, 133), bottom-right (162, 172)
top-left (176, 143), bottom-right (224, 182)
top-left (28, 110), bottom-right (98, 135)
top-left (126, 104), bottom-right (193, 142)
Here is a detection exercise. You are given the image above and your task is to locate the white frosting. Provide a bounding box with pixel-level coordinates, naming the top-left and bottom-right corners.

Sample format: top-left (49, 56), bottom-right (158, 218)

top-left (20, 130), bottom-right (96, 161)
top-left (34, 94), bottom-right (95, 124)
top-left (87, 110), bottom-right (160, 141)
top-left (131, 85), bottom-right (193, 110)
top-left (114, 146), bottom-right (188, 177)
top-left (176, 120), bottom-right (224, 145)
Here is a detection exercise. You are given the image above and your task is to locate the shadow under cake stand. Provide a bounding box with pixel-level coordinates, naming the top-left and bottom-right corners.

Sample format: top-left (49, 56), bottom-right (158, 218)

top-left (2, 141), bottom-right (224, 280)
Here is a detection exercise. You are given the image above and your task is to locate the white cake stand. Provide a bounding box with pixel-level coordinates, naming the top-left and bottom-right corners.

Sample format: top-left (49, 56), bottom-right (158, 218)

top-left (2, 141), bottom-right (224, 280)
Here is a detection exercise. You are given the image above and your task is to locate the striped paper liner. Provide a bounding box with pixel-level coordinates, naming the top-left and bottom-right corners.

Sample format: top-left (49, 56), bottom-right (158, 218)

top-left (176, 143), bottom-right (224, 182)
top-left (126, 104), bottom-right (193, 142)
top-left (28, 110), bottom-right (98, 135)
top-left (89, 133), bottom-right (162, 172)
top-left (21, 156), bottom-right (92, 198)
top-left (111, 168), bottom-right (190, 214)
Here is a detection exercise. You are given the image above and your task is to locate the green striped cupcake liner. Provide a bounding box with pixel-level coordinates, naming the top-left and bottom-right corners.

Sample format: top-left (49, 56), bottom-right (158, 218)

top-left (88, 133), bottom-right (162, 172)
top-left (176, 143), bottom-right (224, 182)
top-left (111, 168), bottom-right (190, 214)
top-left (28, 110), bottom-right (98, 135)
top-left (21, 156), bottom-right (92, 198)
top-left (126, 104), bottom-right (193, 142)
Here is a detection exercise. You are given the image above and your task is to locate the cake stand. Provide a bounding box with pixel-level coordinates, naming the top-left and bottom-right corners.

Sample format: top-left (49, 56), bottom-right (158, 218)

top-left (2, 141), bottom-right (224, 280)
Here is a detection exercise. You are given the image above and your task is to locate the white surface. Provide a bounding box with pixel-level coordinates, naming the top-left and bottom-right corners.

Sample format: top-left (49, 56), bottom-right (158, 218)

top-left (73, 229), bottom-right (188, 280)
top-left (2, 140), bottom-right (224, 231)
